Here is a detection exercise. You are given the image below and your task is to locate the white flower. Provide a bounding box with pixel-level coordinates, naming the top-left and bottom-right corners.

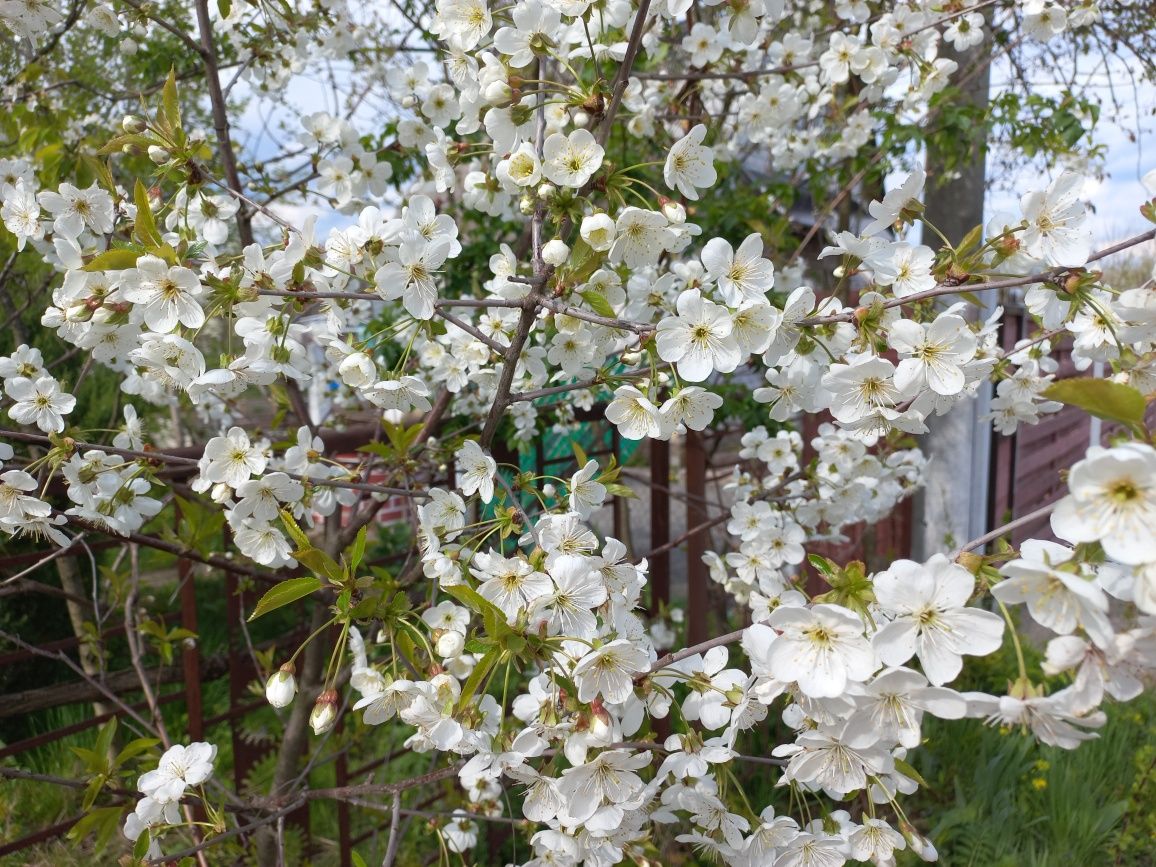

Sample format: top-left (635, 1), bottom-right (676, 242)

top-left (473, 552), bottom-right (551, 621)
top-left (200, 427), bottom-right (266, 489)
top-left (497, 142), bottom-right (541, 188)
top-left (456, 439), bottom-right (497, 503)
top-left (555, 749), bottom-right (650, 823)
top-left (656, 288), bottom-right (741, 382)
top-left (605, 385), bottom-right (664, 440)
top-left (38, 181), bottom-right (115, 238)
top-left (580, 213), bottom-right (616, 252)
top-left (533, 554), bottom-right (607, 638)
top-left (993, 539), bottom-right (1114, 646)
top-left (862, 167), bottom-right (925, 237)
top-left (1050, 443), bottom-right (1156, 565)
top-left (869, 242), bottom-right (936, 299)
top-left (822, 355), bottom-right (904, 424)
top-left (774, 716), bottom-right (891, 797)
top-left (764, 603), bottom-right (876, 698)
top-left (1, 180), bottom-right (42, 249)
top-left (374, 237), bottom-right (450, 320)
top-left (610, 207), bottom-right (676, 269)
top-left (1019, 171), bottom-right (1092, 267)
top-left (572, 638), bottom-right (650, 704)
top-left (701, 233), bottom-right (774, 305)
top-left (661, 386), bottom-right (723, 431)
top-left (852, 666), bottom-right (967, 748)
top-left (568, 460), bottom-right (606, 518)
top-left (121, 255), bottom-right (206, 333)
top-left (872, 555), bottom-right (1004, 685)
top-left (137, 742), bottom-right (217, 804)
top-left (664, 124), bottom-right (716, 200)
top-left (542, 129), bottom-right (604, 189)
top-left (888, 313), bottom-right (977, 396)
top-left (5, 376), bottom-right (75, 433)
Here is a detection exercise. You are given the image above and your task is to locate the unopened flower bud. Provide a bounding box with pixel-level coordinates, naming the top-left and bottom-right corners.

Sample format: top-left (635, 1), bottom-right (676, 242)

top-left (660, 198), bottom-right (686, 224)
top-left (121, 37), bottom-right (138, 56)
top-left (122, 114), bottom-right (146, 134)
top-left (519, 194), bottom-right (536, 215)
top-left (310, 689), bottom-right (339, 734)
top-left (542, 239), bottom-right (570, 267)
top-left (147, 145), bottom-right (170, 165)
top-left (542, 482), bottom-right (557, 498)
top-left (338, 351), bottom-right (376, 388)
top-left (265, 663), bottom-right (297, 708)
top-left (572, 110), bottom-right (590, 128)
top-left (436, 630), bottom-right (465, 658)
top-left (401, 94), bottom-right (418, 109)
top-left (899, 821), bottom-right (939, 862)
top-left (537, 182), bottom-right (556, 201)
top-left (483, 81), bottom-right (513, 106)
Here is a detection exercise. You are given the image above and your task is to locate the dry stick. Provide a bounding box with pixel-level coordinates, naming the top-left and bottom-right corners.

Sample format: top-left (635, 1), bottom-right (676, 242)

top-left (596, 0), bottom-right (654, 147)
top-left (436, 307), bottom-right (507, 353)
top-left (302, 761), bottom-right (465, 803)
top-left (799, 226), bottom-right (1156, 327)
top-left (0, 531), bottom-right (87, 585)
top-left (0, 627), bottom-right (155, 732)
top-left (125, 544), bottom-right (170, 747)
top-left (635, 60), bottom-right (818, 81)
top-left (786, 151), bottom-right (885, 268)
top-left (479, 297), bottom-right (538, 449)
top-left (537, 296), bottom-right (653, 333)
top-left (0, 766), bottom-right (137, 798)
top-left (955, 502), bottom-right (1058, 555)
top-left (64, 515), bottom-right (277, 582)
top-left (510, 365), bottom-right (651, 403)
top-left (382, 792), bottom-right (403, 867)
top-left (194, 0), bottom-right (253, 247)
top-left (146, 798), bottom-right (308, 865)
top-left (644, 628), bottom-right (746, 677)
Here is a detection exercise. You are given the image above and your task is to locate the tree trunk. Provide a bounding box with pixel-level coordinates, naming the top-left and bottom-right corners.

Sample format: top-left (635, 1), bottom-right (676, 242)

top-left (913, 35), bottom-right (995, 559)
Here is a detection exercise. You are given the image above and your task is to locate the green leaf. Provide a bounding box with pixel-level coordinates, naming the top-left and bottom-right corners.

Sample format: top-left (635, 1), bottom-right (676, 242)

top-left (95, 717), bottom-right (117, 761)
top-left (444, 583), bottom-right (505, 625)
top-left (296, 547), bottom-right (344, 582)
top-left (133, 180), bottom-right (163, 248)
top-left (580, 289), bottom-right (616, 319)
top-left (158, 67), bottom-right (182, 140)
top-left (248, 576), bottom-right (323, 621)
top-left (458, 648), bottom-right (500, 711)
top-left (98, 133), bottom-right (154, 155)
top-left (349, 525), bottom-right (368, 571)
top-left (217, 0), bottom-right (232, 17)
top-left (571, 440), bottom-right (588, 467)
top-left (83, 248), bottom-right (142, 272)
top-left (1042, 378), bottom-right (1147, 430)
top-left (894, 757), bottom-right (929, 788)
top-left (114, 737), bottom-right (160, 768)
top-left (351, 853), bottom-right (368, 867)
top-left (603, 482), bottom-right (636, 499)
top-left (279, 509), bottom-right (312, 549)
top-left (68, 806), bottom-right (123, 847)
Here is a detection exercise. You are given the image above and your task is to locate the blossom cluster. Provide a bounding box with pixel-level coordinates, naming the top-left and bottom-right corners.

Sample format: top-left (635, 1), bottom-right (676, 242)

top-left (1, 0), bottom-right (1155, 863)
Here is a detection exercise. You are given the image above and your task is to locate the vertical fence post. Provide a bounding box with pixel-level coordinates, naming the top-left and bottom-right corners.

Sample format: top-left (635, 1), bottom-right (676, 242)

top-left (685, 431), bottom-right (708, 645)
top-left (649, 438), bottom-right (670, 615)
